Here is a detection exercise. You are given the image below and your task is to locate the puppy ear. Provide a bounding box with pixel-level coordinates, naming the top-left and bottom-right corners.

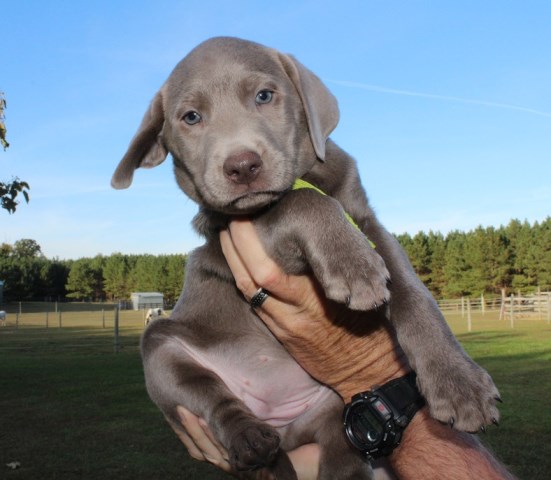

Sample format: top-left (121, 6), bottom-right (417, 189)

top-left (278, 54), bottom-right (339, 160)
top-left (111, 87), bottom-right (168, 189)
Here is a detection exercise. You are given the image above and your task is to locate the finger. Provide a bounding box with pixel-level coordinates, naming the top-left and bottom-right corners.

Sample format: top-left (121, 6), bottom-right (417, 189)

top-left (221, 228), bottom-right (284, 327)
top-left (198, 417), bottom-right (230, 462)
top-left (220, 228), bottom-right (259, 298)
top-left (226, 220), bottom-right (310, 305)
top-left (222, 228), bottom-right (300, 317)
top-left (176, 407), bottom-right (232, 471)
top-left (171, 424), bottom-right (207, 462)
top-left (287, 443), bottom-right (320, 480)
top-left (227, 219), bottom-right (284, 291)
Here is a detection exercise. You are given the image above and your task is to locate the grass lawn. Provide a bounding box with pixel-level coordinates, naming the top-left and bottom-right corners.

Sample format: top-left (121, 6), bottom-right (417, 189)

top-left (0, 311), bottom-right (549, 479)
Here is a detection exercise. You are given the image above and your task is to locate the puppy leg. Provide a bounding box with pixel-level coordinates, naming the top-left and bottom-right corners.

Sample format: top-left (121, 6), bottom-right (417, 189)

top-left (142, 327), bottom-right (293, 476)
top-left (362, 219), bottom-right (501, 432)
top-left (256, 189), bottom-right (391, 312)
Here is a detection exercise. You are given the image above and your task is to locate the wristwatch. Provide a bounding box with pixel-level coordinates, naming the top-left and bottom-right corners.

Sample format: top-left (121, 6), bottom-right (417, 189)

top-left (343, 371), bottom-right (425, 460)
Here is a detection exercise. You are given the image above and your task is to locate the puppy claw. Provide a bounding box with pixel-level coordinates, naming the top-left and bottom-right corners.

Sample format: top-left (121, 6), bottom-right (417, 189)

top-left (494, 395), bottom-right (503, 404)
top-left (345, 296), bottom-right (351, 307)
top-left (449, 417), bottom-right (455, 428)
top-left (492, 418), bottom-right (499, 427)
top-left (480, 426), bottom-right (486, 434)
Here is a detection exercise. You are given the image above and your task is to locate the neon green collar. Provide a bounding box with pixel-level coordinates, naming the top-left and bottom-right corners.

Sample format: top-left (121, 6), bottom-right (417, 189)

top-left (292, 178), bottom-right (375, 248)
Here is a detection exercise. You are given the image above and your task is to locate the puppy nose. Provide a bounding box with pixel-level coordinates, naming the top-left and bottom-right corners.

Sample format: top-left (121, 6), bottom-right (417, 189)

top-left (223, 151), bottom-right (263, 184)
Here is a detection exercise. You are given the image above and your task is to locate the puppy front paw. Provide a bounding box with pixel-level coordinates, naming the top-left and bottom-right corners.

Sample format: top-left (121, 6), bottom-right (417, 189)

top-left (318, 243), bottom-right (391, 311)
top-left (229, 425), bottom-right (281, 471)
top-left (419, 358), bottom-right (501, 433)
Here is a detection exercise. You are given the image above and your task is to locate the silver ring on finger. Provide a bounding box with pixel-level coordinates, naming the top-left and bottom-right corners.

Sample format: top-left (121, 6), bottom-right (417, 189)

top-left (250, 288), bottom-right (269, 309)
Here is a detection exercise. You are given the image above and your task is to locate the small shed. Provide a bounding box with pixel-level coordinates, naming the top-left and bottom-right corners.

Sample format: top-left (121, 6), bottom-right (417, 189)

top-left (131, 292), bottom-right (164, 311)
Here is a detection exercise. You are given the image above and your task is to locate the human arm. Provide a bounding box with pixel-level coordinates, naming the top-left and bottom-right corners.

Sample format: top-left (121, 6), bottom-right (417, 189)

top-left (220, 219), bottom-right (516, 480)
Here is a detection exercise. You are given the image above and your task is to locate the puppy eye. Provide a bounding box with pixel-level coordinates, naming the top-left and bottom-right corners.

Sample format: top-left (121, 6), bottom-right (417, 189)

top-left (255, 90), bottom-right (273, 105)
top-left (182, 111), bottom-right (201, 125)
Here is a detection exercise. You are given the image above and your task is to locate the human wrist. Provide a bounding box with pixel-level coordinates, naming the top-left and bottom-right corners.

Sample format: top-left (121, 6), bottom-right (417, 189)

top-left (388, 407), bottom-right (434, 480)
top-left (333, 344), bottom-right (410, 403)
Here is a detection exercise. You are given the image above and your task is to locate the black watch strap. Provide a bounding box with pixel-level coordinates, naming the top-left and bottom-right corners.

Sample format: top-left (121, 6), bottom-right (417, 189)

top-left (375, 371), bottom-right (425, 427)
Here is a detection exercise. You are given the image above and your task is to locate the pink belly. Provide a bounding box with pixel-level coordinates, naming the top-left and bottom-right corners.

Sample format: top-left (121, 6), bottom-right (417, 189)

top-left (171, 337), bottom-right (333, 427)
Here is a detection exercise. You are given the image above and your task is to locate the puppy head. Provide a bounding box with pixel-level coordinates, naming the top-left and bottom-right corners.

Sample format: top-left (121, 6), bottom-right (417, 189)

top-left (111, 37), bottom-right (339, 214)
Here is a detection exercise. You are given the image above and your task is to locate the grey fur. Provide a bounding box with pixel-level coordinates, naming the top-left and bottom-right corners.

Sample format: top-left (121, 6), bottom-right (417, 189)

top-left (112, 37), bottom-right (500, 479)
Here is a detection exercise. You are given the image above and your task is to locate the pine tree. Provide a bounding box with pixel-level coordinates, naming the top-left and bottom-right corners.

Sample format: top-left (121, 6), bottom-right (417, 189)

top-left (103, 253), bottom-right (130, 300)
top-left (427, 231), bottom-right (447, 298)
top-left (65, 259), bottom-right (97, 300)
top-left (442, 231), bottom-right (473, 297)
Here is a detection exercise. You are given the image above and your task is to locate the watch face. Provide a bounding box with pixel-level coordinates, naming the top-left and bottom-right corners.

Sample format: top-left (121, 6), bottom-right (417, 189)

top-left (350, 404), bottom-right (384, 447)
top-left (345, 376), bottom-right (421, 458)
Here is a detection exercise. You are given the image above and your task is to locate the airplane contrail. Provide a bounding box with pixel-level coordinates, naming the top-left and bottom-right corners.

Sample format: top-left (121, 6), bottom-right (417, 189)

top-left (327, 79), bottom-right (551, 118)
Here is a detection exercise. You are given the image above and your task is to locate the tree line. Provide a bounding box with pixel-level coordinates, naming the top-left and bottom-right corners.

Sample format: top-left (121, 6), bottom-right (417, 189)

top-left (0, 239), bottom-right (187, 305)
top-left (1, 217), bottom-right (549, 304)
top-left (396, 217), bottom-right (551, 298)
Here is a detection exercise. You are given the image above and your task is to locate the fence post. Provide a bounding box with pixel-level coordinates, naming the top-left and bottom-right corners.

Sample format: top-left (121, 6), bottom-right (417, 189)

top-left (46, 310), bottom-right (49, 328)
top-left (461, 297), bottom-right (465, 317)
top-left (16, 312), bottom-right (19, 329)
top-left (547, 296), bottom-right (550, 325)
top-left (102, 309), bottom-right (105, 329)
top-left (467, 297), bottom-right (472, 332)
top-left (509, 294), bottom-right (514, 328)
top-left (58, 308), bottom-right (62, 328)
top-left (499, 288), bottom-right (506, 320)
top-left (114, 306), bottom-right (120, 354)
top-left (480, 293), bottom-right (485, 315)
top-left (537, 287), bottom-right (542, 321)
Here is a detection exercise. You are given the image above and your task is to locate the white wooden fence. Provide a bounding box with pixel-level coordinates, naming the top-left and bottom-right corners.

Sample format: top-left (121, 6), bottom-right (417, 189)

top-left (437, 290), bottom-right (551, 330)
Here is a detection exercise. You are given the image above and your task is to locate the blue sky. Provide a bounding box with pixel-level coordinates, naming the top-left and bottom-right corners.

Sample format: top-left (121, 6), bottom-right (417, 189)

top-left (2, 1), bottom-right (550, 259)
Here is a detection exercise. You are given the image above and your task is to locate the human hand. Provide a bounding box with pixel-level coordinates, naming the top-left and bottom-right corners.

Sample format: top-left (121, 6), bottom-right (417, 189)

top-left (173, 406), bottom-right (321, 480)
top-left (172, 406), bottom-right (233, 474)
top-left (220, 219), bottom-right (410, 402)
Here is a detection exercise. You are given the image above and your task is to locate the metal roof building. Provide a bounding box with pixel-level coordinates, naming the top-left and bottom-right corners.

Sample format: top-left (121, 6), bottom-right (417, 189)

top-left (130, 292), bottom-right (164, 310)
